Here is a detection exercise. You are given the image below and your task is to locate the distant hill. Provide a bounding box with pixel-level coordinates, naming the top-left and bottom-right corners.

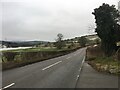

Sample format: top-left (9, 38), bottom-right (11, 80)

top-left (0, 41), bottom-right (48, 48)
top-left (0, 34), bottom-right (100, 48)
top-left (64, 34), bottom-right (99, 42)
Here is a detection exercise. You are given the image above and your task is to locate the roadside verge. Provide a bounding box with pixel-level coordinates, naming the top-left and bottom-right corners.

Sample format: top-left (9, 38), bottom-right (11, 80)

top-left (86, 46), bottom-right (120, 75)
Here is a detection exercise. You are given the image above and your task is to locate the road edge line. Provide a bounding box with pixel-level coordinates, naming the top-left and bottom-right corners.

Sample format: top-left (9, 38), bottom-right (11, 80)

top-left (75, 55), bottom-right (86, 88)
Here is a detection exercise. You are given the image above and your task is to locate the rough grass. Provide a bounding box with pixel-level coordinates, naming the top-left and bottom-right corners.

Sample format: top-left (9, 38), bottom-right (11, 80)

top-left (94, 57), bottom-right (118, 65)
top-left (86, 45), bottom-right (120, 75)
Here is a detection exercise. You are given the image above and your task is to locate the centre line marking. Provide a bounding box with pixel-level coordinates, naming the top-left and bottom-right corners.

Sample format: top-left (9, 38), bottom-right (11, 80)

top-left (42, 61), bottom-right (62, 70)
top-left (66, 57), bottom-right (71, 59)
top-left (0, 83), bottom-right (15, 90)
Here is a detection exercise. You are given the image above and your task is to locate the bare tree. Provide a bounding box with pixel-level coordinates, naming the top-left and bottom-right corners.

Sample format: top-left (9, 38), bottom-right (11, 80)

top-left (55, 33), bottom-right (64, 49)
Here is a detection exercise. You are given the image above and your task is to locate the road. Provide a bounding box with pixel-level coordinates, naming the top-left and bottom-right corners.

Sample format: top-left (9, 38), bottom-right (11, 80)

top-left (76, 63), bottom-right (118, 88)
top-left (2, 48), bottom-right (86, 88)
top-left (2, 48), bottom-right (118, 89)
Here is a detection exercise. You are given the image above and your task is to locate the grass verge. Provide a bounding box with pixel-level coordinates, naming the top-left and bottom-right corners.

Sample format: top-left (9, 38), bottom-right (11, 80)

top-left (86, 46), bottom-right (120, 75)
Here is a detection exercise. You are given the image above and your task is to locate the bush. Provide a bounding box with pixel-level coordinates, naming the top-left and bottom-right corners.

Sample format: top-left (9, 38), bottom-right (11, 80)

top-left (3, 52), bottom-right (17, 61)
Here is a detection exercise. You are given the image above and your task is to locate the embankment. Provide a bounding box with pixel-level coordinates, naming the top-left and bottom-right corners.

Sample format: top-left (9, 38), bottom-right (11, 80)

top-left (2, 48), bottom-right (80, 70)
top-left (86, 45), bottom-right (120, 75)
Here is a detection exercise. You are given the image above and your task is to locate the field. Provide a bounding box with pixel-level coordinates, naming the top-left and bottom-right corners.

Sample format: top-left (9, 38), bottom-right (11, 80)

top-left (1, 46), bottom-right (80, 70)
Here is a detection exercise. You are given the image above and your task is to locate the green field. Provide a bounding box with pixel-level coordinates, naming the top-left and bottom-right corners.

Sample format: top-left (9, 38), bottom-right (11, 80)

top-left (2, 47), bottom-right (72, 52)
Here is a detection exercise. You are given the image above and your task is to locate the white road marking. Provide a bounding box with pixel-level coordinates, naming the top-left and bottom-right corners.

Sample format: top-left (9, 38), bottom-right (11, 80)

top-left (77, 56), bottom-right (86, 79)
top-left (76, 75), bottom-right (80, 80)
top-left (0, 83), bottom-right (15, 90)
top-left (82, 56), bottom-right (85, 65)
top-left (42, 61), bottom-right (62, 70)
top-left (66, 56), bottom-right (71, 59)
top-left (80, 56), bottom-right (85, 71)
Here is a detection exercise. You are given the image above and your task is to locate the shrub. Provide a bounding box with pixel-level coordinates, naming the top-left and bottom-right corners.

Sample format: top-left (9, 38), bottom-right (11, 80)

top-left (3, 52), bottom-right (17, 61)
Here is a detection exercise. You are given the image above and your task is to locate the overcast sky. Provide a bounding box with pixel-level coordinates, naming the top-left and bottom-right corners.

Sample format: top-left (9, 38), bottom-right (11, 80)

top-left (1, 0), bottom-right (118, 41)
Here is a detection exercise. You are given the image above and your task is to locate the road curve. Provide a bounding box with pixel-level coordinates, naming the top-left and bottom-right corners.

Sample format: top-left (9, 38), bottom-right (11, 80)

top-left (2, 48), bottom-right (86, 88)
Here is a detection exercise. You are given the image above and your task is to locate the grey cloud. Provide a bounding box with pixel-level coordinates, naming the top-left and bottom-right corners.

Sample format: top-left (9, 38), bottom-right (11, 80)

top-left (1, 0), bottom-right (117, 41)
